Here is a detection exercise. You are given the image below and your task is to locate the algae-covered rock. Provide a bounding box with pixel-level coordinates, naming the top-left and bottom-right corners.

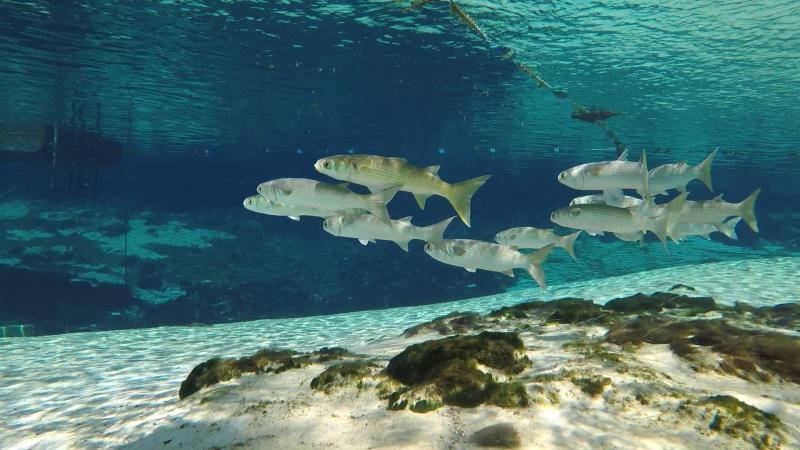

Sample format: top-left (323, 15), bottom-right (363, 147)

top-left (604, 292), bottom-right (716, 315)
top-left (385, 331), bottom-right (531, 411)
top-left (470, 423), bottom-right (521, 448)
top-left (179, 349), bottom-right (305, 399)
top-left (310, 360), bottom-right (378, 392)
top-left (687, 395), bottom-right (783, 449)
top-left (606, 317), bottom-right (800, 382)
top-left (488, 298), bottom-right (609, 325)
top-left (402, 311), bottom-right (483, 337)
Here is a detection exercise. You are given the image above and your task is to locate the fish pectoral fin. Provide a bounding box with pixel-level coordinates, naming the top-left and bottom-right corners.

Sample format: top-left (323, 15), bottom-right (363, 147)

top-left (413, 193), bottom-right (432, 210)
top-left (288, 216), bottom-right (300, 221)
top-left (358, 239), bottom-right (370, 246)
top-left (398, 216), bottom-right (413, 224)
top-left (602, 189), bottom-right (624, 205)
top-left (502, 269), bottom-right (515, 278)
top-left (465, 267), bottom-right (477, 273)
top-left (424, 165), bottom-right (441, 175)
top-left (617, 149), bottom-right (630, 161)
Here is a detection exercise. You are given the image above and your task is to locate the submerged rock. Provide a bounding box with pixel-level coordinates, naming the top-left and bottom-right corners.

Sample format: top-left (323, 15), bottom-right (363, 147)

top-left (179, 349), bottom-right (308, 399)
top-left (470, 423), bottom-right (521, 448)
top-left (604, 292), bottom-right (716, 315)
top-left (488, 298), bottom-right (610, 325)
top-left (385, 332), bottom-right (531, 411)
top-left (310, 360), bottom-right (378, 392)
top-left (402, 311), bottom-right (483, 337)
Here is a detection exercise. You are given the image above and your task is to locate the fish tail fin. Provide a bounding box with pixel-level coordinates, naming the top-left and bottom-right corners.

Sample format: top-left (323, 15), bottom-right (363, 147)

top-left (526, 244), bottom-right (554, 289)
top-left (717, 216), bottom-right (741, 240)
top-left (559, 230), bottom-right (582, 262)
top-left (367, 185), bottom-right (401, 224)
top-left (445, 175), bottom-right (492, 227)
top-left (654, 192), bottom-right (688, 248)
top-left (425, 216), bottom-right (455, 246)
top-left (640, 149), bottom-right (650, 201)
top-left (696, 148), bottom-right (716, 192)
top-left (738, 188), bottom-right (761, 232)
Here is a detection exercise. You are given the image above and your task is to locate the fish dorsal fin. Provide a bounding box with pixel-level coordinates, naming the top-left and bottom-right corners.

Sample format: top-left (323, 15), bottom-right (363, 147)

top-left (398, 216), bottom-right (413, 224)
top-left (617, 149), bottom-right (629, 161)
top-left (713, 194), bottom-right (724, 202)
top-left (425, 165), bottom-right (441, 175)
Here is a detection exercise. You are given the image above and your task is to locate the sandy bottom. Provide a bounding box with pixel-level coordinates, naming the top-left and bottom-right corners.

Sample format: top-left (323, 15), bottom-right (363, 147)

top-left (1, 256), bottom-right (799, 449)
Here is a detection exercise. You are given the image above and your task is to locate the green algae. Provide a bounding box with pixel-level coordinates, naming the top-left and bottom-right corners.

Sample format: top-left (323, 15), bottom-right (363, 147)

top-left (571, 376), bottom-right (611, 397)
top-left (562, 341), bottom-right (622, 364)
top-left (402, 311), bottom-right (483, 337)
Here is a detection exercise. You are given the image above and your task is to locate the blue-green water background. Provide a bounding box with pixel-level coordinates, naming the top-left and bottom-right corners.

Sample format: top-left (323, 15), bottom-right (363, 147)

top-left (1, 0), bottom-right (798, 334)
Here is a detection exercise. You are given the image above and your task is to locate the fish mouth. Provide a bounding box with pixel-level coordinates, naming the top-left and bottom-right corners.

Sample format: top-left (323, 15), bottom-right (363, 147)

top-left (313, 160), bottom-right (322, 172)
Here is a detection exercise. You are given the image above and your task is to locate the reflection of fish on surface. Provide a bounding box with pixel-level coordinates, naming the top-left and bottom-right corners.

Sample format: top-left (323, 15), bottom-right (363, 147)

top-left (648, 148), bottom-right (716, 195)
top-left (424, 239), bottom-right (554, 289)
top-left (448, 0), bottom-right (489, 42)
top-left (571, 105), bottom-right (621, 123)
top-left (494, 226), bottom-right (582, 261)
top-left (323, 214), bottom-right (454, 252)
top-left (242, 195), bottom-right (365, 221)
top-left (550, 193), bottom-right (688, 248)
top-left (314, 154), bottom-right (491, 228)
top-left (256, 178), bottom-right (400, 225)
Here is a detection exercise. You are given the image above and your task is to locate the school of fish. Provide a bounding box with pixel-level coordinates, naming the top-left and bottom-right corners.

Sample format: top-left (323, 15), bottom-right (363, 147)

top-left (243, 150), bottom-right (760, 290)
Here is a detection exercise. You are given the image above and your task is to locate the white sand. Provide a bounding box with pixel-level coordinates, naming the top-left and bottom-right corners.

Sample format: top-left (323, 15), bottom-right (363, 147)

top-left (1, 256), bottom-right (799, 449)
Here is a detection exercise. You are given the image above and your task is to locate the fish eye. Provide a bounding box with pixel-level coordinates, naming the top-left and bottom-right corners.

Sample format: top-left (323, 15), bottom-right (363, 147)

top-left (550, 212), bottom-right (555, 220)
top-left (322, 160), bottom-right (331, 169)
top-left (558, 172), bottom-right (565, 180)
top-left (323, 220), bottom-right (328, 228)
top-left (424, 243), bottom-right (433, 252)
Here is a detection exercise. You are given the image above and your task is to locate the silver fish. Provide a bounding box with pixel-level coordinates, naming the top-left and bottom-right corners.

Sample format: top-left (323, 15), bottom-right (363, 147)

top-left (494, 227), bottom-right (582, 261)
top-left (671, 217), bottom-right (741, 242)
top-left (550, 193), bottom-right (688, 248)
top-left (323, 214), bottom-right (454, 252)
top-left (423, 239), bottom-right (554, 289)
top-left (243, 195), bottom-right (365, 221)
top-left (256, 178), bottom-right (400, 224)
top-left (313, 154), bottom-right (491, 227)
top-left (668, 189), bottom-right (760, 233)
top-left (649, 149), bottom-right (716, 195)
top-left (557, 150), bottom-right (650, 199)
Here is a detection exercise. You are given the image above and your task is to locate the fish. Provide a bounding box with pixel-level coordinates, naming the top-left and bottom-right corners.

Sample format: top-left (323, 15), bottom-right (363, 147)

top-left (494, 227), bottom-right (582, 261)
top-left (424, 239), bottom-right (554, 289)
top-left (256, 178), bottom-right (400, 225)
top-left (557, 150), bottom-right (650, 200)
top-left (648, 148), bottom-right (716, 195)
top-left (668, 189), bottom-right (760, 233)
top-left (550, 193), bottom-right (688, 248)
top-left (242, 195), bottom-right (365, 221)
top-left (314, 154), bottom-right (491, 227)
top-left (671, 217), bottom-right (741, 242)
top-left (571, 106), bottom-right (621, 123)
top-left (570, 193), bottom-right (643, 209)
top-left (323, 214), bottom-right (454, 252)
